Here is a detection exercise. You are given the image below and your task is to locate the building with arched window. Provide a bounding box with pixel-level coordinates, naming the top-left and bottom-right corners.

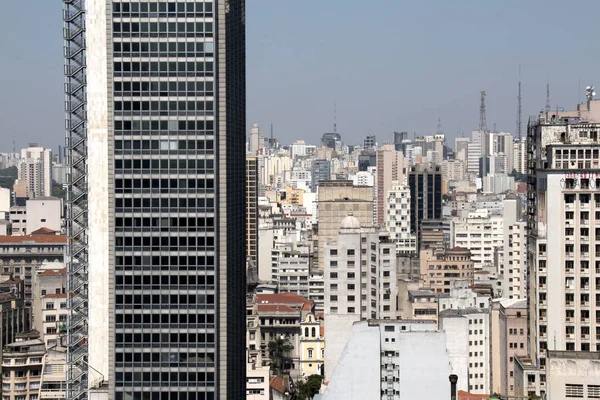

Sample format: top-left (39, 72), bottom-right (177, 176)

top-left (299, 312), bottom-right (324, 378)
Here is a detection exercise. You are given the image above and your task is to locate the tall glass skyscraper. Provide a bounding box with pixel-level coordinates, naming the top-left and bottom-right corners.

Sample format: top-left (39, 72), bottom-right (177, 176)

top-left (64, 1), bottom-right (246, 399)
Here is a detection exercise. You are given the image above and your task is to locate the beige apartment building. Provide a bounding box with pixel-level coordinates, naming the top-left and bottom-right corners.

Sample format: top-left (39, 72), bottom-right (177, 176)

top-left (491, 298), bottom-right (528, 397)
top-left (420, 247), bottom-right (474, 293)
top-left (317, 180), bottom-right (373, 268)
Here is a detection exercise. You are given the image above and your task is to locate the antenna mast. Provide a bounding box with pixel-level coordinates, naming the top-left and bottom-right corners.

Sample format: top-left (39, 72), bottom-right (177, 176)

top-left (517, 67), bottom-right (522, 137)
top-left (333, 103), bottom-right (337, 133)
top-left (478, 91), bottom-right (488, 132)
top-left (545, 76), bottom-right (551, 114)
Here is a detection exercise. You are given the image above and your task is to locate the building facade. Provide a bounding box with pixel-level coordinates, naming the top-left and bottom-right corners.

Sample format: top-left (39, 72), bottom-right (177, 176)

top-left (323, 214), bottom-right (397, 380)
top-left (247, 157), bottom-right (259, 267)
top-left (420, 247), bottom-right (474, 294)
top-left (408, 164), bottom-right (442, 246)
top-left (66, 1), bottom-right (247, 398)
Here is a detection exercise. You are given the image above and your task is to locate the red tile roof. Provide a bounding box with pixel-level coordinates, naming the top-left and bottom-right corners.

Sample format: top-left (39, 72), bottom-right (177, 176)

top-left (458, 391), bottom-right (490, 400)
top-left (316, 313), bottom-right (324, 320)
top-left (269, 376), bottom-right (286, 394)
top-left (320, 326), bottom-right (324, 337)
top-left (256, 292), bottom-right (314, 311)
top-left (30, 227), bottom-right (57, 235)
top-left (257, 304), bottom-right (296, 313)
top-left (0, 235), bottom-right (67, 244)
top-left (43, 293), bottom-right (68, 299)
top-left (39, 268), bottom-right (67, 276)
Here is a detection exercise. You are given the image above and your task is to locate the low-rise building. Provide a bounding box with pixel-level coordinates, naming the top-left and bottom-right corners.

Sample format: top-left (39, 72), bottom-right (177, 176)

top-left (321, 320), bottom-right (452, 399)
top-left (299, 312), bottom-right (324, 377)
top-left (420, 247), bottom-right (474, 294)
top-left (250, 292), bottom-right (314, 378)
top-left (546, 351), bottom-right (600, 400)
top-left (0, 234), bottom-right (66, 303)
top-left (2, 333), bottom-right (45, 400)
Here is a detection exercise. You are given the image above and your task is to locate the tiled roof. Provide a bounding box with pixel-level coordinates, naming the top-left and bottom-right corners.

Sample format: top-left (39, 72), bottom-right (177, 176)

top-left (256, 292), bottom-right (311, 305)
top-left (257, 304), bottom-right (296, 313)
top-left (43, 293), bottom-right (68, 299)
top-left (269, 376), bottom-right (286, 394)
top-left (0, 235), bottom-right (67, 244)
top-left (39, 268), bottom-right (66, 276)
top-left (458, 391), bottom-right (490, 400)
top-left (30, 227), bottom-right (57, 235)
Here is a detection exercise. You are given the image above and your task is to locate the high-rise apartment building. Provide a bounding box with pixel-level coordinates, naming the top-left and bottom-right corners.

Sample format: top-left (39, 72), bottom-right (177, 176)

top-left (526, 101), bottom-right (600, 396)
top-left (452, 209), bottom-right (503, 269)
top-left (375, 144), bottom-right (405, 227)
top-left (512, 138), bottom-right (526, 174)
top-left (248, 123), bottom-right (264, 156)
top-left (64, 1), bottom-right (246, 398)
top-left (385, 182), bottom-right (416, 254)
top-left (16, 145), bottom-right (52, 198)
top-left (408, 164), bottom-right (442, 246)
top-left (247, 157), bottom-right (259, 267)
top-left (323, 214), bottom-right (397, 380)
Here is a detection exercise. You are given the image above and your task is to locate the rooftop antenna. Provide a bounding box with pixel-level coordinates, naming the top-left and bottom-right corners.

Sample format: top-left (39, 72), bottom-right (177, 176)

top-left (493, 122), bottom-right (497, 133)
top-left (517, 66), bottom-right (522, 138)
top-left (478, 91), bottom-right (488, 132)
top-left (545, 74), bottom-right (551, 114)
top-left (436, 111), bottom-right (443, 135)
top-left (579, 78), bottom-right (581, 104)
top-left (270, 121), bottom-right (273, 142)
top-left (333, 103), bottom-right (337, 134)
top-left (13, 140), bottom-right (15, 154)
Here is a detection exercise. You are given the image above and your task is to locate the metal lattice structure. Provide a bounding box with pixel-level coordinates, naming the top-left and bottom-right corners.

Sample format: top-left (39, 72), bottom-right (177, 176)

top-left (63, 1), bottom-right (89, 400)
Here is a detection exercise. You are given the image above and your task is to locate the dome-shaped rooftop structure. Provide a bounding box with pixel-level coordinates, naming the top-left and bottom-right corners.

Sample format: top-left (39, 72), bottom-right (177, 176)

top-left (340, 211), bottom-right (360, 229)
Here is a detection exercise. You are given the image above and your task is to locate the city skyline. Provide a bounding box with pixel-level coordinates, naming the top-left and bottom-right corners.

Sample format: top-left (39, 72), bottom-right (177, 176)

top-left (3, 0), bottom-right (600, 149)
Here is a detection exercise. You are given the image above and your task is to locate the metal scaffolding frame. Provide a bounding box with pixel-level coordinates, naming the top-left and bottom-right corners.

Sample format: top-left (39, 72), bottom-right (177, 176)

top-left (63, 1), bottom-right (89, 400)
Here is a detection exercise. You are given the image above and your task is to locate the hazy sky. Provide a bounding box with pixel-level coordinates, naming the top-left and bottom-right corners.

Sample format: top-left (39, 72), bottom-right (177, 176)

top-left (1, 0), bottom-right (600, 151)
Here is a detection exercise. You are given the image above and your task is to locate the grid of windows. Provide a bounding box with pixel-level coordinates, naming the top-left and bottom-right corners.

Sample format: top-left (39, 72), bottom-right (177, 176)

top-left (111, 1), bottom-right (219, 398)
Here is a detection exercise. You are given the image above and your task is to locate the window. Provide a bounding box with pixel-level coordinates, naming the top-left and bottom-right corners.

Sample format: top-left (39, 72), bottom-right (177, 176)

top-left (565, 384), bottom-right (584, 398)
top-left (46, 303), bottom-right (54, 310)
top-left (311, 327), bottom-right (316, 337)
top-left (588, 385), bottom-right (600, 398)
top-left (308, 348), bottom-right (314, 358)
top-left (329, 249), bottom-right (337, 256)
top-left (347, 249), bottom-right (355, 256)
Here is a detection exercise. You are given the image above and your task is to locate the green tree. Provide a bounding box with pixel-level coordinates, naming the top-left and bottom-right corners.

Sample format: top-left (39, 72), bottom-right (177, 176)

top-left (295, 375), bottom-right (323, 400)
top-left (268, 336), bottom-right (293, 374)
top-left (0, 166), bottom-right (18, 191)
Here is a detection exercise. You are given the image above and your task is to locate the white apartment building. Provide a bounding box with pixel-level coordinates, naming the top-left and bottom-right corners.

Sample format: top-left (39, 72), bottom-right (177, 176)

top-left (349, 170), bottom-right (374, 187)
top-left (504, 221), bottom-right (527, 299)
top-left (26, 197), bottom-right (63, 235)
top-left (291, 139), bottom-right (307, 158)
top-left (17, 145), bottom-right (52, 198)
top-left (527, 107), bottom-right (600, 396)
top-left (467, 142), bottom-right (482, 175)
top-left (385, 182), bottom-right (416, 254)
top-left (453, 208), bottom-right (504, 269)
top-left (324, 214), bottom-right (397, 380)
top-left (513, 138), bottom-right (526, 174)
top-left (308, 269), bottom-right (324, 313)
top-left (277, 248), bottom-right (310, 298)
top-left (440, 308), bottom-right (491, 395)
top-left (322, 320), bottom-right (452, 399)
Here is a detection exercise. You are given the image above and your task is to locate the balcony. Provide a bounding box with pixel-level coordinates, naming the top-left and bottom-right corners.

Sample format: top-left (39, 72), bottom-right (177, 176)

top-left (582, 220), bottom-right (590, 226)
top-left (566, 253), bottom-right (575, 259)
top-left (582, 252), bottom-right (590, 258)
top-left (582, 237), bottom-right (590, 243)
top-left (582, 334), bottom-right (591, 340)
top-left (566, 301), bottom-right (575, 307)
top-left (566, 204), bottom-right (574, 211)
top-left (581, 318), bottom-right (590, 323)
